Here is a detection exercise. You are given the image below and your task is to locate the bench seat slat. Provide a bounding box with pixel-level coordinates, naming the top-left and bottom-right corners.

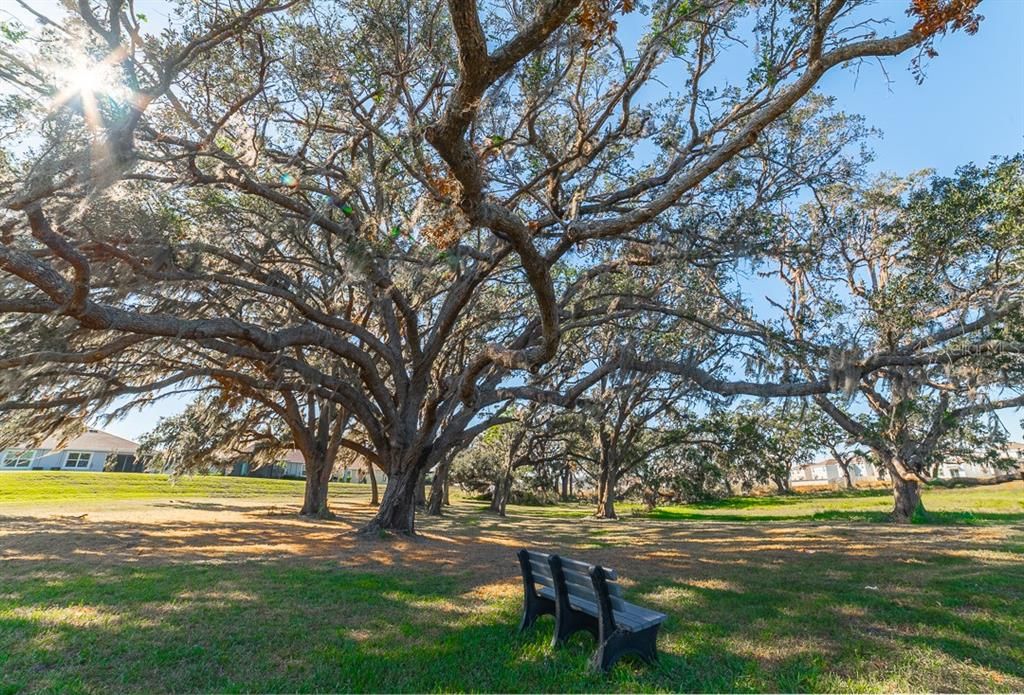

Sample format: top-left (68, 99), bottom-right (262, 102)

top-left (538, 586), bottom-right (666, 631)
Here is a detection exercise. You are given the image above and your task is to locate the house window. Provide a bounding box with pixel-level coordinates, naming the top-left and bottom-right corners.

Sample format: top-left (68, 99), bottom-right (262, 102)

top-left (949, 468), bottom-right (961, 478)
top-left (1, 450), bottom-right (35, 468)
top-left (113, 454), bottom-right (138, 472)
top-left (64, 452), bottom-right (92, 469)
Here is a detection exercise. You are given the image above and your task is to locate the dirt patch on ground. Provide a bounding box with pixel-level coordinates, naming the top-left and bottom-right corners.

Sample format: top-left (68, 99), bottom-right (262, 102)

top-left (2, 493), bottom-right (1020, 588)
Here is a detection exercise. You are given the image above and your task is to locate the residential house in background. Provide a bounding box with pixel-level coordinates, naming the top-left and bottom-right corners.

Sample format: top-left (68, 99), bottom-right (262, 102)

top-left (790, 456), bottom-right (881, 488)
top-left (229, 449), bottom-right (386, 484)
top-left (228, 449), bottom-right (307, 479)
top-left (0, 429), bottom-right (142, 472)
top-left (933, 442), bottom-right (1024, 480)
top-left (790, 442), bottom-right (1024, 488)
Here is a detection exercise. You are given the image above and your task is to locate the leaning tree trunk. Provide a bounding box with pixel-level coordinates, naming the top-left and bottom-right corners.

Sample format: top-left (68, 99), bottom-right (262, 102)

top-left (890, 470), bottom-right (923, 523)
top-left (301, 453), bottom-right (336, 519)
top-left (774, 475), bottom-right (789, 494)
top-left (426, 461), bottom-right (448, 516)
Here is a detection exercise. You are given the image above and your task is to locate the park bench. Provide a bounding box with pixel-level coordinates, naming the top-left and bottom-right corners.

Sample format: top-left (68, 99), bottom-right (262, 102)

top-left (516, 549), bottom-right (667, 672)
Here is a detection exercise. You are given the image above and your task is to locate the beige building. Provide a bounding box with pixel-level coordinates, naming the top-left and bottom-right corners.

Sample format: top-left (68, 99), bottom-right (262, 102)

top-left (790, 443), bottom-right (1024, 488)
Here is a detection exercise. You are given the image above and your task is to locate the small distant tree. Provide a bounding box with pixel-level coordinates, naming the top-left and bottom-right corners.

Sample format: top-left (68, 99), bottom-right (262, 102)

top-left (138, 385), bottom-right (355, 518)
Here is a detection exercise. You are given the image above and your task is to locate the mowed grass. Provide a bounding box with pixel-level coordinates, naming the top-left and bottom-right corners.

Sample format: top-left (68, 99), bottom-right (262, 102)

top-left (643, 483), bottom-right (1024, 524)
top-left (0, 471), bottom-right (369, 503)
top-left (1, 474), bottom-right (1023, 693)
top-left (491, 481), bottom-right (1024, 524)
top-left (4, 553), bottom-right (1021, 694)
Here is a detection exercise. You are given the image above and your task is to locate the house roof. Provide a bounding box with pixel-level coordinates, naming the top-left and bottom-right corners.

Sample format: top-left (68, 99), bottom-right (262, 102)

top-left (240, 447), bottom-right (305, 465)
top-left (35, 429), bottom-right (139, 454)
top-left (280, 449), bottom-right (305, 464)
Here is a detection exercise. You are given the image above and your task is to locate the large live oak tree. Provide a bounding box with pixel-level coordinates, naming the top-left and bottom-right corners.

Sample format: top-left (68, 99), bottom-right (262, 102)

top-left (680, 160), bottom-right (1024, 521)
top-left (0, 0), bottom-right (984, 533)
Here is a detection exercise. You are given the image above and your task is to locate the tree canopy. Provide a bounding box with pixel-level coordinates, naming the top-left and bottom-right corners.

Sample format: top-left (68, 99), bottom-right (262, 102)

top-left (0, 0), bottom-right (1011, 531)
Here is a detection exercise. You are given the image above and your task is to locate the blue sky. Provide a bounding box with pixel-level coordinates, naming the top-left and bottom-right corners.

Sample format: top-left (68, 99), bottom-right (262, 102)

top-left (818, 0), bottom-right (1024, 177)
top-left (8, 1), bottom-right (1020, 442)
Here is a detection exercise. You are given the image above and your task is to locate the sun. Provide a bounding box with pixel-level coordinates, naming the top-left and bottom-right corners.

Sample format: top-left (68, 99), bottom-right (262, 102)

top-left (61, 59), bottom-right (118, 96)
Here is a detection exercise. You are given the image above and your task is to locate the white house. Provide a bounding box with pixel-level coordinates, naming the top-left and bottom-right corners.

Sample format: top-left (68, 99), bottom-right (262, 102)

top-left (230, 448), bottom-right (386, 483)
top-left (933, 442), bottom-right (1024, 480)
top-left (0, 429), bottom-right (141, 472)
top-left (790, 456), bottom-right (881, 488)
top-left (790, 442), bottom-right (1024, 488)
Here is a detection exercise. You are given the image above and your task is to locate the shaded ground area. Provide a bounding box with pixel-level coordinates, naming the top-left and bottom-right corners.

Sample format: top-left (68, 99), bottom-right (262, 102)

top-left (1, 479), bottom-right (1022, 692)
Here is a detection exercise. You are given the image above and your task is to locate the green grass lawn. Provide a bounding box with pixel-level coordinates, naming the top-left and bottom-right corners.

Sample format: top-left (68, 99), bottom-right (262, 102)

top-left (489, 481), bottom-right (1024, 524)
top-left (642, 483), bottom-right (1024, 524)
top-left (1, 474), bottom-right (1022, 693)
top-left (0, 471), bottom-right (369, 503)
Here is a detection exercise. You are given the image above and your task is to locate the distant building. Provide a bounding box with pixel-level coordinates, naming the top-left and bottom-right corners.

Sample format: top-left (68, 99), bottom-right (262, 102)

top-left (229, 448), bottom-right (386, 483)
top-left (933, 442), bottom-right (1024, 480)
top-left (790, 456), bottom-right (881, 488)
top-left (790, 442), bottom-right (1024, 487)
top-left (0, 429), bottom-right (141, 472)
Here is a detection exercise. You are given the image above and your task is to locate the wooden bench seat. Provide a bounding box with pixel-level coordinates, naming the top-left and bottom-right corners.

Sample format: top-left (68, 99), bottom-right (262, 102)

top-left (534, 585), bottom-right (666, 631)
top-left (517, 549), bottom-right (667, 672)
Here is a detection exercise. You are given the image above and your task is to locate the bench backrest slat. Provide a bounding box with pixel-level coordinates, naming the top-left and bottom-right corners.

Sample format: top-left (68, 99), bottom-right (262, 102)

top-left (560, 556), bottom-right (617, 580)
top-left (560, 565), bottom-right (623, 597)
top-left (524, 550), bottom-right (617, 580)
top-left (562, 581), bottom-right (631, 613)
top-left (529, 559), bottom-right (554, 581)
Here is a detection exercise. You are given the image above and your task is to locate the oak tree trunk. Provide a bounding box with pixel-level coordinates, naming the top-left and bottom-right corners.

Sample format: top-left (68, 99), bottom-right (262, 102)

top-left (595, 469), bottom-right (617, 519)
top-left (497, 471), bottom-right (512, 517)
top-left (360, 462), bottom-right (419, 535)
top-left (488, 476), bottom-right (502, 512)
top-left (890, 471), bottom-right (923, 523)
top-left (840, 461), bottom-right (854, 490)
top-left (300, 453), bottom-right (336, 519)
top-left (426, 461), bottom-right (448, 516)
top-left (368, 460), bottom-right (380, 506)
top-left (415, 468), bottom-right (427, 507)
top-left (774, 475), bottom-right (789, 494)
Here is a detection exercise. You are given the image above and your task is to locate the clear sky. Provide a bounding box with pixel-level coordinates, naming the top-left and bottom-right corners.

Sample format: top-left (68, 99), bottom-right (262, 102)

top-left (9, 0), bottom-right (1019, 442)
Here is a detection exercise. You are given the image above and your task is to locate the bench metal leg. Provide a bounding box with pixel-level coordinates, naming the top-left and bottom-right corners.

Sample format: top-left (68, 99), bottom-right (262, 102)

top-left (518, 593), bottom-right (555, 633)
top-left (551, 605), bottom-right (599, 648)
top-left (517, 549), bottom-right (556, 633)
top-left (591, 624), bottom-right (661, 673)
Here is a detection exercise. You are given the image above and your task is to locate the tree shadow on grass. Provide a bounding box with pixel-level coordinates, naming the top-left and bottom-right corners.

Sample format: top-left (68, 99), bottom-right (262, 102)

top-left (2, 549), bottom-right (1023, 693)
top-left (2, 502), bottom-right (1024, 692)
